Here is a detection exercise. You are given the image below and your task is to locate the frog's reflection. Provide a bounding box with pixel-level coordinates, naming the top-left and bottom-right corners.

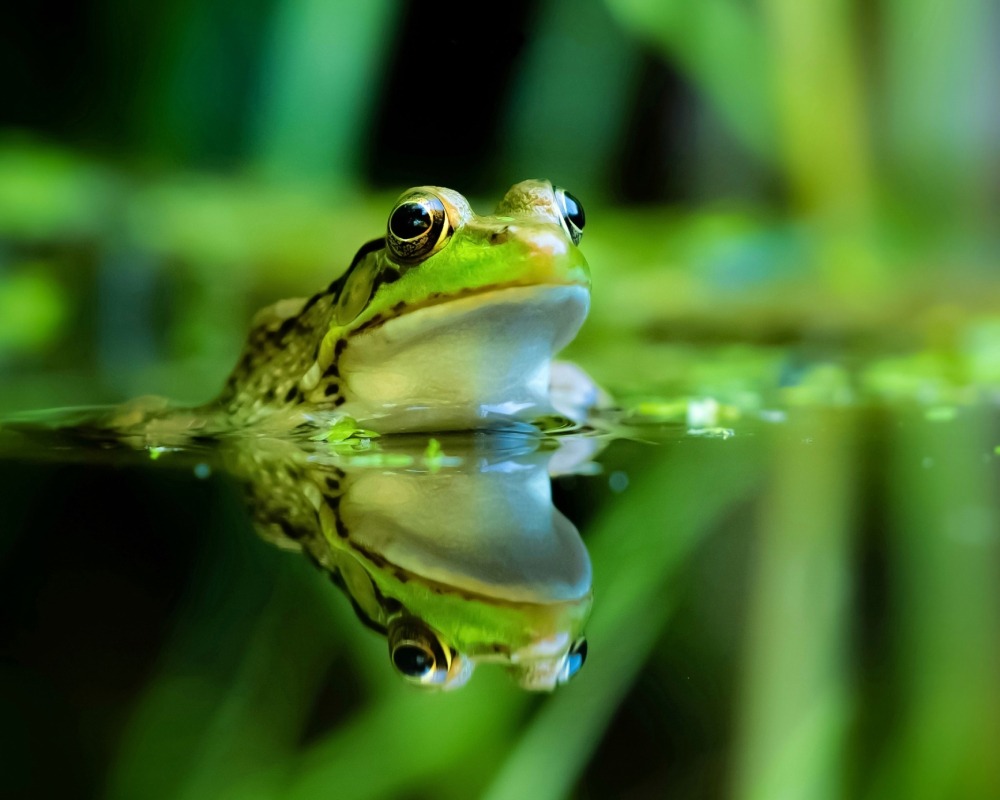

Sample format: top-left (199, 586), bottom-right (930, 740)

top-left (224, 435), bottom-right (594, 690)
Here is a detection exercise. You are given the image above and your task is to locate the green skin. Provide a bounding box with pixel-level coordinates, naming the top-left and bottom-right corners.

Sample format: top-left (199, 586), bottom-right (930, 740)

top-left (212, 180), bottom-right (592, 435)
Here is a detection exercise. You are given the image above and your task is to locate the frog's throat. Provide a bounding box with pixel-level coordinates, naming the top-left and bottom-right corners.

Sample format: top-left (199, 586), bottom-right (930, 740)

top-left (336, 284), bottom-right (589, 432)
top-left (322, 462), bottom-right (592, 671)
top-left (341, 465), bottom-right (593, 604)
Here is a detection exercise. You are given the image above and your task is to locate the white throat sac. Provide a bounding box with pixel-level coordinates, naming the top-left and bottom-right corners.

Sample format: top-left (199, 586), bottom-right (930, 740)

top-left (336, 284), bottom-right (590, 432)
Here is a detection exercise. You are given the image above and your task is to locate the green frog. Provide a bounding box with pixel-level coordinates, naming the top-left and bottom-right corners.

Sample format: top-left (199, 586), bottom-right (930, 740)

top-left (5, 180), bottom-right (595, 443)
top-left (179, 179), bottom-right (593, 437)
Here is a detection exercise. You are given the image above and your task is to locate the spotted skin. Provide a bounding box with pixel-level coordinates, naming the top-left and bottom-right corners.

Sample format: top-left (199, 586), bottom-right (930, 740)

top-left (230, 450), bottom-right (422, 634)
top-left (219, 290), bottom-right (345, 421)
top-left (217, 239), bottom-right (390, 424)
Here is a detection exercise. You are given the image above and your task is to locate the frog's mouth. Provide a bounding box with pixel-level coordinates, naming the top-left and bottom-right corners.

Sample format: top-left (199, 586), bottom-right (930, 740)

top-left (337, 284), bottom-right (590, 432)
top-left (351, 276), bottom-right (589, 335)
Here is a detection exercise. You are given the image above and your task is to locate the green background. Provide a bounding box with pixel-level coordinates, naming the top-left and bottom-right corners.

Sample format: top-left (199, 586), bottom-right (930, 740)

top-left (1, 1), bottom-right (999, 798)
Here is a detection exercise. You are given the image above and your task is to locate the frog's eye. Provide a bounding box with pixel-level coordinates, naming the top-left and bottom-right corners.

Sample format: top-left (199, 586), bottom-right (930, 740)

top-left (386, 191), bottom-right (452, 264)
top-left (554, 186), bottom-right (585, 246)
top-left (558, 637), bottom-right (588, 684)
top-left (388, 617), bottom-right (459, 687)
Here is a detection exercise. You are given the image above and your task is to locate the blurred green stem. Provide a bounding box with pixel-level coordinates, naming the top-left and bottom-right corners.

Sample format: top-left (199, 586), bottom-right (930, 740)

top-left (503, 0), bottom-right (638, 199)
top-left (732, 411), bottom-right (855, 800)
top-left (606, 0), bottom-right (873, 220)
top-left (883, 0), bottom-right (999, 227)
top-left (759, 0), bottom-right (872, 219)
top-left (869, 413), bottom-right (1000, 799)
top-left (605, 0), bottom-right (775, 161)
top-left (251, 0), bottom-right (396, 185)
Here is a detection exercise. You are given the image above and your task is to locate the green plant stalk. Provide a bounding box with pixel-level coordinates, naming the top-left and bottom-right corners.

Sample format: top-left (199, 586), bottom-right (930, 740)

top-left (869, 412), bottom-right (1000, 799)
top-left (731, 410), bottom-right (855, 800)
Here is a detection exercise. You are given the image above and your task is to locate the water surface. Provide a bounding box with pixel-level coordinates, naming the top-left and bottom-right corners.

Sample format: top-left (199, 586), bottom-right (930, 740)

top-left (2, 404), bottom-right (997, 798)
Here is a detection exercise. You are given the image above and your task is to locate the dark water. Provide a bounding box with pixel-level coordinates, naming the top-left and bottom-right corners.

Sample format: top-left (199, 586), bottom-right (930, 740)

top-left (1, 409), bottom-right (998, 799)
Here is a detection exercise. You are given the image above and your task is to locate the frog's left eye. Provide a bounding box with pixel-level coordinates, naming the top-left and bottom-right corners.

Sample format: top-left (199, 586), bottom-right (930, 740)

top-left (554, 186), bottom-right (585, 245)
top-left (388, 617), bottom-right (463, 688)
top-left (387, 191), bottom-right (452, 264)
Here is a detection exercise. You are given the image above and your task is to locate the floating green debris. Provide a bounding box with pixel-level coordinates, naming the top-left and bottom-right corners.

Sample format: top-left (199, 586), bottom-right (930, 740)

top-left (424, 438), bottom-right (444, 473)
top-left (632, 399), bottom-right (689, 421)
top-left (628, 397), bottom-right (742, 429)
top-left (340, 453), bottom-right (414, 468)
top-left (686, 426), bottom-right (735, 440)
top-left (313, 417), bottom-right (381, 444)
top-left (422, 437), bottom-right (463, 472)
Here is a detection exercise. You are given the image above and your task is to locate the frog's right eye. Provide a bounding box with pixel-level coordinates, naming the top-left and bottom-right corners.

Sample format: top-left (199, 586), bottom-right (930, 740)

top-left (554, 186), bottom-right (585, 246)
top-left (388, 617), bottom-right (461, 687)
top-left (387, 191), bottom-right (452, 264)
top-left (557, 637), bottom-right (588, 684)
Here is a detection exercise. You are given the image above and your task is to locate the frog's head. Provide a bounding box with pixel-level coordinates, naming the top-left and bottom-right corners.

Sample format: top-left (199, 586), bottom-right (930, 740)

top-left (335, 179), bottom-right (588, 325)
top-left (328, 180), bottom-right (591, 431)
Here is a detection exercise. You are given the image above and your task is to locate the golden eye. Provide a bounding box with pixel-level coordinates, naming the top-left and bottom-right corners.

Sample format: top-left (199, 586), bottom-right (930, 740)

top-left (388, 617), bottom-right (454, 686)
top-left (554, 186), bottom-right (585, 245)
top-left (386, 191), bottom-right (452, 263)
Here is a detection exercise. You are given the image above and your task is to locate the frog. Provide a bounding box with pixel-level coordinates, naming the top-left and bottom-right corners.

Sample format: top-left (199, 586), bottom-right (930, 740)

top-left (220, 179), bottom-right (594, 435)
top-left (230, 434), bottom-right (592, 690)
top-left (110, 179), bottom-right (594, 441)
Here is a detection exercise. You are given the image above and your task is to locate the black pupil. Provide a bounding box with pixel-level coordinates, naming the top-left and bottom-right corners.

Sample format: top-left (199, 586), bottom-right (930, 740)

top-left (562, 191), bottom-right (585, 230)
top-left (393, 644), bottom-right (434, 677)
top-left (390, 202), bottom-right (432, 239)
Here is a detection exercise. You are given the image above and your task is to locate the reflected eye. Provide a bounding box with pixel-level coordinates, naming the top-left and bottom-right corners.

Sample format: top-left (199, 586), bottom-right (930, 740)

top-left (554, 186), bottom-right (585, 245)
top-left (386, 191), bottom-right (451, 263)
top-left (388, 617), bottom-right (456, 687)
top-left (559, 637), bottom-right (588, 684)
top-left (391, 642), bottom-right (436, 679)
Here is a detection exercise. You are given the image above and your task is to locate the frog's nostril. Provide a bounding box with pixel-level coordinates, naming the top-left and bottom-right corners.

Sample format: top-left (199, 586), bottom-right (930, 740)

top-left (489, 227), bottom-right (509, 244)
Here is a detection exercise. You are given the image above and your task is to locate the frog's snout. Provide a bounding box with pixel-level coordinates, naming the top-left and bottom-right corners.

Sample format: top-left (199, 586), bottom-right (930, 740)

top-left (505, 220), bottom-right (591, 287)
top-left (508, 222), bottom-right (572, 258)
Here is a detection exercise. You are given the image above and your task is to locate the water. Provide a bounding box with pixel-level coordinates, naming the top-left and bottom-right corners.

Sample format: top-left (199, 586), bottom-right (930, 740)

top-left (1, 407), bottom-right (998, 799)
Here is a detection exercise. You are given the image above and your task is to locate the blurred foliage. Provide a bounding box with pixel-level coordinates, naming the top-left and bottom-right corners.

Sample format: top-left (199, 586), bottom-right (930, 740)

top-left (0, 266), bottom-right (66, 353)
top-left (1, 0), bottom-right (999, 798)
